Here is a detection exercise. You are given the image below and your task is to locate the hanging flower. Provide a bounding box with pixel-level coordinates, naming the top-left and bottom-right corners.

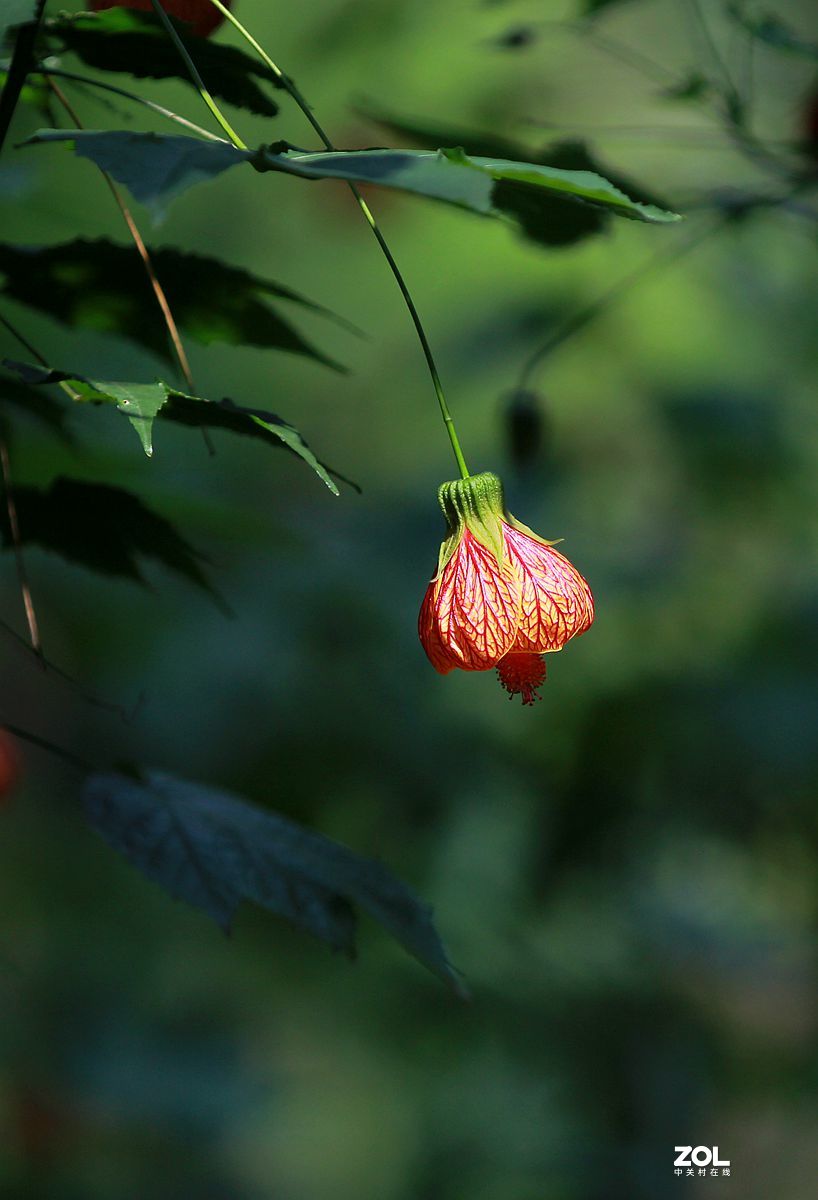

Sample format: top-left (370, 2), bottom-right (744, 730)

top-left (418, 472), bottom-right (594, 704)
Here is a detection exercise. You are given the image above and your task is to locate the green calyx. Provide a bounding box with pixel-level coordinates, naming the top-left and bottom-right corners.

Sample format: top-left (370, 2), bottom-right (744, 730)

top-left (436, 471), bottom-right (508, 573)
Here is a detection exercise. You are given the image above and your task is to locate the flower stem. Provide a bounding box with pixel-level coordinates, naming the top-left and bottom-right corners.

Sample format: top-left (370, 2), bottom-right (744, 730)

top-left (205, 0), bottom-right (470, 478)
top-left (148, 0), bottom-right (247, 149)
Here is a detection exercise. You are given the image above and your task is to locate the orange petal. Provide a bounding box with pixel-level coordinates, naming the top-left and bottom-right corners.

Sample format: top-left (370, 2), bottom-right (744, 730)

top-left (503, 524), bottom-right (594, 653)
top-left (425, 531), bottom-right (521, 671)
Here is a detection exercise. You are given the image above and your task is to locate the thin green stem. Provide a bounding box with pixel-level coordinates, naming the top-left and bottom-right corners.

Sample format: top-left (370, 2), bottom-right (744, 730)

top-left (206, 0), bottom-right (470, 478)
top-left (149, 0), bottom-right (247, 149)
top-left (34, 67), bottom-right (223, 140)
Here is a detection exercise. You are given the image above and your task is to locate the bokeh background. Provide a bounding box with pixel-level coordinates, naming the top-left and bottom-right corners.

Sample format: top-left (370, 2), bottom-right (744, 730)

top-left (2, 0), bottom-right (818, 1196)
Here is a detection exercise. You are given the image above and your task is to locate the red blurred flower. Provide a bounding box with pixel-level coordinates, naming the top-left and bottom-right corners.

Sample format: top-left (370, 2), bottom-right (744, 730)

top-left (89, 0), bottom-right (233, 39)
top-left (419, 472), bottom-right (594, 705)
top-left (0, 729), bottom-right (21, 805)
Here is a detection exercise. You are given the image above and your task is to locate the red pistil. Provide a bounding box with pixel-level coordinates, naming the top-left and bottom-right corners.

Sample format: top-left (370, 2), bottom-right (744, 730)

top-left (496, 652), bottom-right (547, 705)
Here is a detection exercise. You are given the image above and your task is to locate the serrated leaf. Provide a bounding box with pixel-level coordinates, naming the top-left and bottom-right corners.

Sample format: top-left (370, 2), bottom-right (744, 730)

top-left (0, 240), bottom-right (350, 369)
top-left (0, 476), bottom-right (218, 597)
top-left (83, 770), bottom-right (466, 995)
top-left (263, 144), bottom-right (682, 225)
top-left (364, 109), bottom-right (674, 246)
top-left (161, 392), bottom-right (340, 494)
top-left (46, 9), bottom-right (280, 116)
top-left (22, 130), bottom-right (682, 229)
top-left (2, 358), bottom-right (340, 493)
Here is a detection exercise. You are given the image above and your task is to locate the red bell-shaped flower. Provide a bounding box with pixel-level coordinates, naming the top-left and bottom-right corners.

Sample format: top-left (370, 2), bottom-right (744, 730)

top-left (419, 472), bottom-right (594, 704)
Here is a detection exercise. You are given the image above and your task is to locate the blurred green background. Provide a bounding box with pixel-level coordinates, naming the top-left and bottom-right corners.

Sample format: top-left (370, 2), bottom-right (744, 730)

top-left (2, 0), bottom-right (818, 1196)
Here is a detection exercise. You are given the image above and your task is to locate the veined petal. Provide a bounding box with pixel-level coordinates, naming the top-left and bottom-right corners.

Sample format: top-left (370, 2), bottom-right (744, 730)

top-left (503, 523), bottom-right (594, 653)
top-left (418, 580), bottom-right (458, 674)
top-left (431, 531), bottom-right (521, 671)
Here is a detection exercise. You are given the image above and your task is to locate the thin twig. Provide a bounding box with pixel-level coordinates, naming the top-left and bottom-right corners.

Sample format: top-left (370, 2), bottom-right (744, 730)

top-left (1, 308), bottom-right (82, 400)
top-left (45, 78), bottom-right (215, 452)
top-left (34, 66), bottom-right (224, 140)
top-left (0, 436), bottom-right (42, 656)
top-left (0, 721), bottom-right (91, 772)
top-left (46, 79), bottom-right (196, 393)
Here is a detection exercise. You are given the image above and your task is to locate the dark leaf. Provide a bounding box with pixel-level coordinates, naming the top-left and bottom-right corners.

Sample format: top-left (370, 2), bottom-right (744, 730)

top-left (2, 359), bottom-right (340, 493)
top-left (83, 769), bottom-right (466, 995)
top-left (0, 240), bottom-right (350, 368)
top-left (22, 130), bottom-right (682, 231)
top-left (0, 476), bottom-right (217, 595)
top-left (46, 9), bottom-right (280, 116)
top-left (581, 0), bottom-right (644, 15)
top-left (727, 4), bottom-right (818, 60)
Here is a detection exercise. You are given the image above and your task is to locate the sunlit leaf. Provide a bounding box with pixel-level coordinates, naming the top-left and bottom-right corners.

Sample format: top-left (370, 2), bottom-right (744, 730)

top-left (364, 110), bottom-right (674, 245)
top-left (46, 9), bottom-right (281, 116)
top-left (0, 476), bottom-right (218, 597)
top-left (83, 770), bottom-right (466, 995)
top-left (0, 240), bottom-right (351, 368)
top-left (22, 130), bottom-right (682, 230)
top-left (2, 359), bottom-right (341, 493)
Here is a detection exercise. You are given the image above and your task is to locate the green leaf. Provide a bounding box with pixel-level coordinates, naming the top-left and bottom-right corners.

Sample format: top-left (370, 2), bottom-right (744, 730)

top-left (0, 476), bottom-right (219, 597)
top-left (263, 144), bottom-right (681, 225)
top-left (364, 109), bottom-right (675, 246)
top-left (22, 130), bottom-right (682, 229)
top-left (161, 392), bottom-right (341, 495)
top-left (0, 240), bottom-right (351, 369)
top-left (2, 358), bottom-right (341, 493)
top-left (83, 770), bottom-right (466, 996)
top-left (46, 9), bottom-right (280, 116)
top-left (22, 130), bottom-right (245, 217)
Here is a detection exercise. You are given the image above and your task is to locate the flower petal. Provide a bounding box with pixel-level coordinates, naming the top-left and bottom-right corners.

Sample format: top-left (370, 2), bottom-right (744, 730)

top-left (503, 524), bottom-right (594, 653)
top-left (418, 579), bottom-right (458, 674)
top-left (428, 531), bottom-right (521, 671)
